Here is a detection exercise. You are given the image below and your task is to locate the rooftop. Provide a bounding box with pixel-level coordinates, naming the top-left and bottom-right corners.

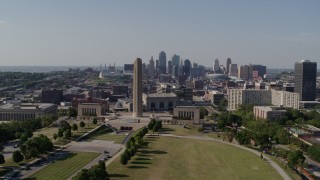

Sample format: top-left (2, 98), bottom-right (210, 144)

top-left (0, 103), bottom-right (55, 110)
top-left (144, 93), bottom-right (177, 98)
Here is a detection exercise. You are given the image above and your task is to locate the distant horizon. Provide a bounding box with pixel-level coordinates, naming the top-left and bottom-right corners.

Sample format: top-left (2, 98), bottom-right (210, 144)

top-left (0, 65), bottom-right (300, 73)
top-left (0, 63), bottom-right (313, 69)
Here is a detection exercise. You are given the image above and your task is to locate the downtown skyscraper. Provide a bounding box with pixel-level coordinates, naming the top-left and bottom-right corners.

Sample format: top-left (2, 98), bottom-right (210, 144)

top-left (226, 58), bottom-right (232, 75)
top-left (294, 60), bottom-right (317, 101)
top-left (159, 51), bottom-right (167, 74)
top-left (148, 56), bottom-right (155, 78)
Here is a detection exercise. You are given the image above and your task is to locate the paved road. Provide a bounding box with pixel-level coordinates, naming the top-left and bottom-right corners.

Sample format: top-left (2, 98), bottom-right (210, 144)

top-left (159, 134), bottom-right (291, 180)
top-left (2, 140), bottom-right (19, 159)
top-left (105, 147), bottom-right (125, 167)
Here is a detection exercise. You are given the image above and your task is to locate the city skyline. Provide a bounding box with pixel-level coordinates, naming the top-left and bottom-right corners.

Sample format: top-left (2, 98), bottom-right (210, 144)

top-left (0, 0), bottom-right (319, 68)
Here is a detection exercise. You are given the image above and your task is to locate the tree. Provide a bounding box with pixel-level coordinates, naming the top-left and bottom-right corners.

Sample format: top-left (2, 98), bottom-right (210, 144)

top-left (73, 161), bottom-right (109, 180)
top-left (199, 107), bottom-right (208, 119)
top-left (26, 129), bottom-right (33, 138)
top-left (12, 150), bottom-right (24, 163)
top-left (72, 169), bottom-right (89, 180)
top-left (58, 128), bottom-right (64, 137)
top-left (80, 121), bottom-right (85, 130)
top-left (87, 161), bottom-right (108, 180)
top-left (218, 98), bottom-right (228, 111)
top-left (128, 148), bottom-right (135, 157)
top-left (308, 146), bottom-right (320, 162)
top-left (152, 121), bottom-right (162, 132)
top-left (275, 129), bottom-right (289, 144)
top-left (20, 135), bottom-right (53, 159)
top-left (126, 137), bottom-right (135, 149)
top-left (72, 123), bottom-right (78, 132)
top-left (92, 118), bottom-right (98, 126)
top-left (148, 119), bottom-right (156, 130)
top-left (134, 136), bottom-right (144, 148)
top-left (235, 130), bottom-right (251, 145)
top-left (0, 154), bottom-right (5, 164)
top-left (219, 98), bottom-right (228, 107)
top-left (15, 132), bottom-right (22, 139)
top-left (64, 128), bottom-right (72, 138)
top-left (53, 133), bottom-right (58, 140)
top-left (67, 107), bottom-right (78, 118)
top-left (58, 109), bottom-right (68, 117)
top-left (20, 133), bottom-right (29, 145)
top-left (120, 153), bottom-right (128, 165)
top-left (287, 150), bottom-right (305, 169)
top-left (142, 126), bottom-right (148, 135)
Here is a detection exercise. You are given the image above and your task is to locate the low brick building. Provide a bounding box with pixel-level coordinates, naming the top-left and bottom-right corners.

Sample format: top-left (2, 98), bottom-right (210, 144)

top-left (173, 106), bottom-right (201, 124)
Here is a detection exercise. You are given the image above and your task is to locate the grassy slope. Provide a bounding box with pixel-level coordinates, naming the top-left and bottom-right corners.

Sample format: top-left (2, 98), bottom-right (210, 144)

top-left (28, 152), bottom-right (99, 180)
top-left (107, 136), bottom-right (282, 180)
top-left (85, 126), bottom-right (126, 144)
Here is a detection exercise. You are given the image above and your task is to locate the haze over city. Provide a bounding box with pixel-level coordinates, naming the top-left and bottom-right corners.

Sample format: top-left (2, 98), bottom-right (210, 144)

top-left (0, 0), bottom-right (319, 68)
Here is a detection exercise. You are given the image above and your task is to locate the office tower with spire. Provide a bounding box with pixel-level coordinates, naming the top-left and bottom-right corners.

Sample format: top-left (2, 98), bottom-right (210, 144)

top-left (226, 58), bottom-right (232, 74)
top-left (214, 59), bottom-right (220, 73)
top-left (133, 58), bottom-right (143, 117)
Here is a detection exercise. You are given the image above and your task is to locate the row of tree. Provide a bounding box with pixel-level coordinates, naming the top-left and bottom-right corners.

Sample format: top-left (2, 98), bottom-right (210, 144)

top-left (53, 120), bottom-right (90, 140)
top-left (120, 127), bottom-right (148, 165)
top-left (73, 161), bottom-right (109, 180)
top-left (57, 107), bottom-right (78, 118)
top-left (147, 119), bottom-right (162, 132)
top-left (235, 122), bottom-right (290, 147)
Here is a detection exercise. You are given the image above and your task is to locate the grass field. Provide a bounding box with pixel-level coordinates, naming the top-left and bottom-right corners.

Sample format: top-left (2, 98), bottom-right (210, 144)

top-left (32, 120), bottom-right (99, 145)
top-left (33, 127), bottom-right (59, 140)
top-left (107, 136), bottom-right (283, 180)
top-left (160, 124), bottom-right (199, 136)
top-left (85, 126), bottom-right (127, 144)
top-left (27, 152), bottom-right (100, 180)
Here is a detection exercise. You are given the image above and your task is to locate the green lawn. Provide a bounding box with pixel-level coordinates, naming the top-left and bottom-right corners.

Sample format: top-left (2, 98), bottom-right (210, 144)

top-left (33, 127), bottom-right (59, 140)
top-left (107, 136), bottom-right (283, 180)
top-left (85, 126), bottom-right (127, 144)
top-left (160, 124), bottom-right (199, 136)
top-left (27, 152), bottom-right (100, 180)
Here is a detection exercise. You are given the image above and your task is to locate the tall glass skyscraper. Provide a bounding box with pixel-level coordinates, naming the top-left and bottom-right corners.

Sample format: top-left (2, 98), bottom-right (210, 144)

top-left (184, 59), bottom-right (191, 76)
top-left (159, 51), bottom-right (167, 74)
top-left (294, 60), bottom-right (317, 101)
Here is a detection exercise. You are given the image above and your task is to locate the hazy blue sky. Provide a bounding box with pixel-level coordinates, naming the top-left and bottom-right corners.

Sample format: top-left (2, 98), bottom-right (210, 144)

top-left (0, 0), bottom-right (319, 68)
